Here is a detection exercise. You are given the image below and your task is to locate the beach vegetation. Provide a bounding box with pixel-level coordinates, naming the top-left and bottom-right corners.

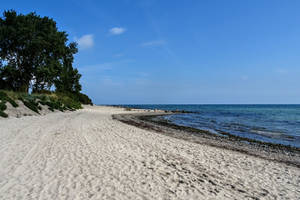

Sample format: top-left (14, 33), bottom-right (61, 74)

top-left (0, 110), bottom-right (8, 118)
top-left (0, 90), bottom-right (18, 117)
top-left (124, 107), bottom-right (132, 111)
top-left (0, 90), bottom-right (84, 116)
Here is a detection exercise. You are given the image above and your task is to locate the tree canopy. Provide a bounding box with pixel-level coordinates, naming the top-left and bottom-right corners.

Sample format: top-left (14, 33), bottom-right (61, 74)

top-left (0, 10), bottom-right (92, 104)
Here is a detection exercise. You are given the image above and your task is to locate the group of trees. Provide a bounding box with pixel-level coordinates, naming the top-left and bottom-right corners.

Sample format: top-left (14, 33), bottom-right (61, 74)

top-left (0, 10), bottom-right (92, 104)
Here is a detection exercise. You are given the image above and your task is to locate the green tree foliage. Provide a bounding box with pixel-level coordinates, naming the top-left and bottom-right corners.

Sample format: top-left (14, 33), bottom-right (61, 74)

top-left (0, 10), bottom-right (92, 105)
top-left (54, 42), bottom-right (82, 93)
top-left (77, 93), bottom-right (93, 105)
top-left (0, 10), bottom-right (65, 92)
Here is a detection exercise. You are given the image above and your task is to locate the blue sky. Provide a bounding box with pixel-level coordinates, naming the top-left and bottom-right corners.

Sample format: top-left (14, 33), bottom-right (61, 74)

top-left (2, 0), bottom-right (300, 104)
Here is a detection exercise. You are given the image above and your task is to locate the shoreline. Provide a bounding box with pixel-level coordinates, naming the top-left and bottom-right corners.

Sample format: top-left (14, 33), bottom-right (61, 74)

top-left (112, 111), bottom-right (300, 168)
top-left (112, 105), bottom-right (300, 149)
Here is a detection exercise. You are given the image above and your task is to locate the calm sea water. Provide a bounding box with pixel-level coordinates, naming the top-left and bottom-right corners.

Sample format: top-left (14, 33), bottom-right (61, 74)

top-left (122, 104), bottom-right (300, 148)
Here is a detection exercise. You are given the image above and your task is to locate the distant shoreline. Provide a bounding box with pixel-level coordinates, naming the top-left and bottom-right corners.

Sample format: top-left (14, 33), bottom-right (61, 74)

top-left (113, 111), bottom-right (300, 168)
top-left (110, 104), bottom-right (300, 147)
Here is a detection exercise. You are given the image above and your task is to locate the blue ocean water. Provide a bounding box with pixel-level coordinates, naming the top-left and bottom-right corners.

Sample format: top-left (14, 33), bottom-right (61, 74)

top-left (123, 105), bottom-right (300, 148)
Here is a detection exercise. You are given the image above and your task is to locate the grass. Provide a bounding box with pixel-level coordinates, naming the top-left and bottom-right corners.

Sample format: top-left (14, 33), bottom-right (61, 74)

top-left (0, 91), bottom-right (19, 118)
top-left (0, 111), bottom-right (8, 118)
top-left (0, 102), bottom-right (7, 111)
top-left (0, 91), bottom-right (19, 107)
top-left (19, 97), bottom-right (40, 113)
top-left (0, 90), bottom-right (83, 118)
top-left (0, 102), bottom-right (8, 118)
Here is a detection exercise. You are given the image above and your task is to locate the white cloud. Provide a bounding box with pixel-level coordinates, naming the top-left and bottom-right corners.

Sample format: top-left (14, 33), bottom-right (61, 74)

top-left (141, 40), bottom-right (166, 47)
top-left (109, 27), bottom-right (126, 35)
top-left (75, 34), bottom-right (94, 50)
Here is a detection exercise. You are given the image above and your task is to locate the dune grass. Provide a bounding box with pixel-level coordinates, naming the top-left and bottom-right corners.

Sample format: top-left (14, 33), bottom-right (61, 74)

top-left (0, 90), bottom-right (83, 117)
top-left (0, 91), bottom-right (19, 118)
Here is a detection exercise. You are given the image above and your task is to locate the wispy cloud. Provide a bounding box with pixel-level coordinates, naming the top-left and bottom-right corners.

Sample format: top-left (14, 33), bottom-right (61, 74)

top-left (113, 53), bottom-right (124, 57)
top-left (141, 39), bottom-right (166, 47)
top-left (75, 34), bottom-right (94, 50)
top-left (100, 76), bottom-right (122, 86)
top-left (80, 63), bottom-right (114, 73)
top-left (79, 59), bottom-right (134, 73)
top-left (275, 68), bottom-right (288, 74)
top-left (109, 27), bottom-right (126, 35)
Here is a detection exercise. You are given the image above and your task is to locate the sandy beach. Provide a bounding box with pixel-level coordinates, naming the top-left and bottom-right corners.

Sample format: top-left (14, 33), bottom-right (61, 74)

top-left (0, 106), bottom-right (299, 199)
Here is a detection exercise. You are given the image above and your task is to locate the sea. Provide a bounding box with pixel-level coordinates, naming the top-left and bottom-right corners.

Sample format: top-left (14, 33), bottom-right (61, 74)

top-left (122, 104), bottom-right (300, 148)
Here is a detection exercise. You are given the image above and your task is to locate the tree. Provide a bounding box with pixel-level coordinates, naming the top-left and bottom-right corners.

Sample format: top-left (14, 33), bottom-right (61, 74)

top-left (0, 10), bottom-right (92, 105)
top-left (0, 10), bottom-right (77, 92)
top-left (54, 42), bottom-right (81, 93)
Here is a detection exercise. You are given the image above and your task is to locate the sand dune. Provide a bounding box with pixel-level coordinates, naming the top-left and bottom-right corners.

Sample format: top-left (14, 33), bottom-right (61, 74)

top-left (0, 106), bottom-right (299, 199)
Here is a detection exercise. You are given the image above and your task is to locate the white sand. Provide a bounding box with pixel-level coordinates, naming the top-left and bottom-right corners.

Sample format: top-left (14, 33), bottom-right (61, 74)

top-left (0, 106), bottom-right (299, 199)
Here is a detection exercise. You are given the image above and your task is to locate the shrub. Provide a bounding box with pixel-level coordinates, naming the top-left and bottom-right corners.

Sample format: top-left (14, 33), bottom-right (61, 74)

top-left (0, 111), bottom-right (8, 118)
top-left (0, 91), bottom-right (18, 108)
top-left (0, 90), bottom-right (87, 117)
top-left (0, 91), bottom-right (6, 100)
top-left (77, 93), bottom-right (93, 105)
top-left (0, 102), bottom-right (7, 111)
top-left (54, 93), bottom-right (82, 110)
top-left (34, 94), bottom-right (47, 101)
top-left (21, 99), bottom-right (40, 114)
top-left (6, 97), bottom-right (18, 107)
